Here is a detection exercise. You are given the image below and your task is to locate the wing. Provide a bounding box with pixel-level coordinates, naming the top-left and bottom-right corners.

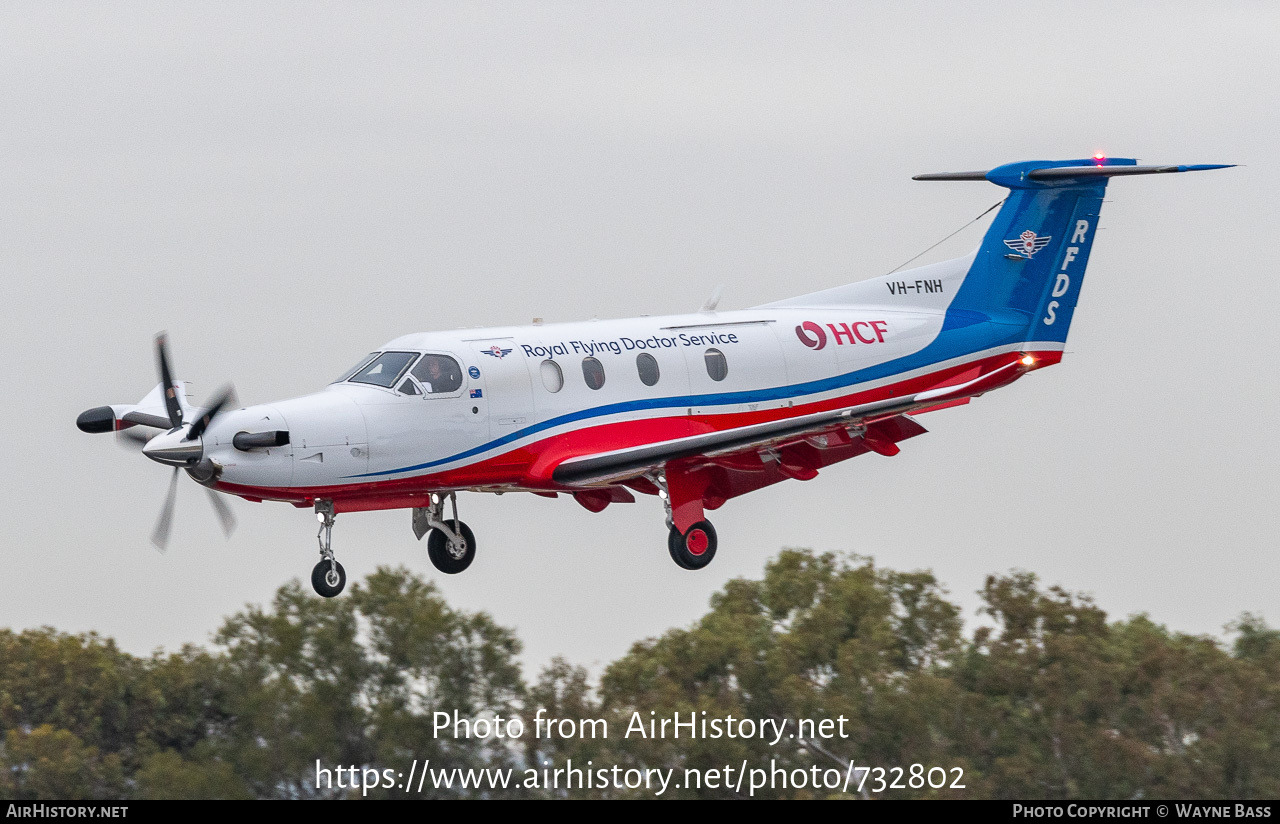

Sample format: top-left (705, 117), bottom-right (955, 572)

top-left (553, 358), bottom-right (1026, 488)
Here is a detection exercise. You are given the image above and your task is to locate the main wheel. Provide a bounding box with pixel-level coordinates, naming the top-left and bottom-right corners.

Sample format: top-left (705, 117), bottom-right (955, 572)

top-left (427, 519), bottom-right (476, 574)
top-left (667, 528), bottom-right (691, 569)
top-left (667, 520), bottom-right (717, 570)
top-left (311, 559), bottom-right (346, 597)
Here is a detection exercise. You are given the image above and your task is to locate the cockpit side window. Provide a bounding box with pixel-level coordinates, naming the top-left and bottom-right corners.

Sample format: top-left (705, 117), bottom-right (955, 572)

top-left (411, 354), bottom-right (464, 394)
top-left (334, 353), bottom-right (379, 384)
top-left (348, 351), bottom-right (419, 388)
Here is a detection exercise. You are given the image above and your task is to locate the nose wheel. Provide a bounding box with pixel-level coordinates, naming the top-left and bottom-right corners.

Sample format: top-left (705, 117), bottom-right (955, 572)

top-left (312, 559), bottom-right (346, 598)
top-left (668, 520), bottom-right (717, 570)
top-left (312, 500), bottom-right (347, 597)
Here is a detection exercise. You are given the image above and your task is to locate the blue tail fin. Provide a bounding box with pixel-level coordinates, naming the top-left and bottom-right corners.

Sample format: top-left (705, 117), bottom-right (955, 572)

top-left (916, 158), bottom-right (1232, 344)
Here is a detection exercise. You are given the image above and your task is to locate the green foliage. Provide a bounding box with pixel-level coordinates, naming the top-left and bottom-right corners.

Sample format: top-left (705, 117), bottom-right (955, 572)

top-left (209, 567), bottom-right (526, 798)
top-left (0, 567), bottom-right (526, 799)
top-left (0, 554), bottom-right (1275, 799)
top-left (585, 551), bottom-right (966, 798)
top-left (0, 725), bottom-right (125, 799)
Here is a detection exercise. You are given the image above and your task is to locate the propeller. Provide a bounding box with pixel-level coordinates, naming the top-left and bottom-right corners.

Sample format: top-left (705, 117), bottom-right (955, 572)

top-left (187, 384), bottom-right (238, 441)
top-left (151, 468), bottom-right (180, 551)
top-left (142, 333), bottom-right (239, 551)
top-left (116, 427), bottom-right (152, 450)
top-left (156, 332), bottom-right (184, 429)
top-left (79, 333), bottom-right (246, 550)
top-left (149, 467), bottom-right (237, 551)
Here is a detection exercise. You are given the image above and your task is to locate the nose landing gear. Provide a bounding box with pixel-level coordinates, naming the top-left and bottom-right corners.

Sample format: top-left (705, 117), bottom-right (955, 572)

top-left (311, 500), bottom-right (346, 597)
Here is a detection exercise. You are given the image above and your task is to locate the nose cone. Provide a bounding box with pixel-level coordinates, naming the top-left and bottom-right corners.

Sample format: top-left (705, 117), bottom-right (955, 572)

top-left (142, 427), bottom-right (204, 466)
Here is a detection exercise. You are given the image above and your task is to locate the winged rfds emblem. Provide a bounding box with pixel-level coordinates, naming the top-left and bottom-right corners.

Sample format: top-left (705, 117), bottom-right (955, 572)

top-left (1004, 229), bottom-right (1051, 258)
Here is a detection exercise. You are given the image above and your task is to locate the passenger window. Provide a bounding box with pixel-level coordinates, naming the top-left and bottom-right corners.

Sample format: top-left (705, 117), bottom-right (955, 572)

top-left (582, 357), bottom-right (606, 390)
top-left (636, 353), bottom-right (660, 386)
top-left (399, 378), bottom-right (421, 396)
top-left (410, 354), bottom-right (464, 394)
top-left (704, 348), bottom-right (728, 381)
top-left (349, 351), bottom-right (419, 388)
top-left (541, 359), bottom-right (564, 393)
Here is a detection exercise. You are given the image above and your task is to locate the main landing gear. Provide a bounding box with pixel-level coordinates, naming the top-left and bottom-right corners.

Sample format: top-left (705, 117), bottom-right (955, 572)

top-left (655, 471), bottom-right (719, 571)
top-left (312, 500), bottom-right (346, 598)
top-left (413, 493), bottom-right (476, 575)
top-left (668, 520), bottom-right (718, 570)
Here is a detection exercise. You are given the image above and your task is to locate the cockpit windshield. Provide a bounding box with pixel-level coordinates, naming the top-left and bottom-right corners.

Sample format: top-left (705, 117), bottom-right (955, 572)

top-left (347, 351), bottom-right (419, 388)
top-left (334, 353), bottom-right (379, 384)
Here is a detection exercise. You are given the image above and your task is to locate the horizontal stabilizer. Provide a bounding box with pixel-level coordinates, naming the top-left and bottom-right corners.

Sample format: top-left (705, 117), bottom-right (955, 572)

top-left (912, 170), bottom-right (989, 181)
top-left (1025, 163), bottom-right (1233, 180)
top-left (914, 158), bottom-right (1233, 188)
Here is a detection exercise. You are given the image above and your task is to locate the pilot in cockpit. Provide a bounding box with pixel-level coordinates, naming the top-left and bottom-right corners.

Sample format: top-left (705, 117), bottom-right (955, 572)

top-left (414, 355), bottom-right (462, 394)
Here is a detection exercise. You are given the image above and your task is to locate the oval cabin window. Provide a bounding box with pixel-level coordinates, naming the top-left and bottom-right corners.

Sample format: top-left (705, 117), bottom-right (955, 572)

top-left (582, 357), bottom-right (606, 390)
top-left (704, 348), bottom-right (728, 382)
top-left (540, 359), bottom-right (564, 393)
top-left (636, 352), bottom-right (660, 386)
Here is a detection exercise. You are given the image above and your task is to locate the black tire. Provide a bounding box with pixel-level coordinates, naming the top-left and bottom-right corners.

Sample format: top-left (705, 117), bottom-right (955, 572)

top-left (669, 520), bottom-right (717, 570)
top-left (311, 559), bottom-right (346, 597)
top-left (427, 519), bottom-right (476, 574)
top-left (668, 527), bottom-right (692, 569)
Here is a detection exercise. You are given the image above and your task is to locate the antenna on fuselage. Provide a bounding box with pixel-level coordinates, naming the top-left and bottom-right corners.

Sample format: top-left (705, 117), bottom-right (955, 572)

top-left (700, 285), bottom-right (725, 313)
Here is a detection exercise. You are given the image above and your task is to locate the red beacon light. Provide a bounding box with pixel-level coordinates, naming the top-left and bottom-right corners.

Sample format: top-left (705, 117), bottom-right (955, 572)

top-left (1093, 152), bottom-right (1106, 164)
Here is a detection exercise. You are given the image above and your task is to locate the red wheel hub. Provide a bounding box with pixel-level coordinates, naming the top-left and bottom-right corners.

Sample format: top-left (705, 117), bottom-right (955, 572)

top-left (685, 528), bottom-right (709, 556)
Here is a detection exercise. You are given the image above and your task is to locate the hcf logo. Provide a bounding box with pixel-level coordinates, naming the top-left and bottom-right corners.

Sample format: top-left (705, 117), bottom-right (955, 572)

top-left (795, 320), bottom-right (888, 350)
top-left (795, 321), bottom-right (827, 350)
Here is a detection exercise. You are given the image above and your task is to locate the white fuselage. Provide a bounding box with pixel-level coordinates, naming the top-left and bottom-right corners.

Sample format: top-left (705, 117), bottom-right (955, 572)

top-left (202, 255), bottom-right (1056, 509)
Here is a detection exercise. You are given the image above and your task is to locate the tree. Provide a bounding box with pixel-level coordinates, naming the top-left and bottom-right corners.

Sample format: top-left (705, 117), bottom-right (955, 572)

top-left (594, 550), bottom-right (964, 798)
top-left (0, 724), bottom-right (125, 799)
top-left (954, 573), bottom-right (1280, 799)
top-left (0, 555), bottom-right (1275, 799)
top-left (210, 567), bottom-right (527, 798)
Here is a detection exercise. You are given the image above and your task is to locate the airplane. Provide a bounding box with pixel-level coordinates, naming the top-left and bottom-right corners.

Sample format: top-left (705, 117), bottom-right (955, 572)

top-left (77, 156), bottom-right (1232, 597)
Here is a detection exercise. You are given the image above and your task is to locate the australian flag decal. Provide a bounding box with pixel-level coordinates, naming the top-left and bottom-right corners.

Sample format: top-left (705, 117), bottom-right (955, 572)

top-left (469, 388), bottom-right (483, 399)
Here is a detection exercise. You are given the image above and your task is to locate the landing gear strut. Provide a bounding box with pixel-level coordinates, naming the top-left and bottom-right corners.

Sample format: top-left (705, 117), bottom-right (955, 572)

top-left (654, 470), bottom-right (718, 571)
top-left (413, 493), bottom-right (476, 574)
top-left (312, 500), bottom-right (346, 597)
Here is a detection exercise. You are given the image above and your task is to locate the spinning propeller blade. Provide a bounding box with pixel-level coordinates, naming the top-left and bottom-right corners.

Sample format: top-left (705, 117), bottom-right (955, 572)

top-left (116, 427), bottom-right (151, 450)
top-left (151, 467), bottom-right (180, 551)
top-left (205, 487), bottom-right (238, 539)
top-left (155, 333), bottom-right (184, 429)
top-left (187, 384), bottom-right (237, 441)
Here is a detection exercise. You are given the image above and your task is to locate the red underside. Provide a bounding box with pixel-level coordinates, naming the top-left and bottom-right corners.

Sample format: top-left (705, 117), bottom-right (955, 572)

top-left (216, 349), bottom-right (1058, 514)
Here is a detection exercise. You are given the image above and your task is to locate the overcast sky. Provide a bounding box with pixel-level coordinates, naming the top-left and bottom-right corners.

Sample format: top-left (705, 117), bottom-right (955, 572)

top-left (2, 2), bottom-right (1276, 675)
